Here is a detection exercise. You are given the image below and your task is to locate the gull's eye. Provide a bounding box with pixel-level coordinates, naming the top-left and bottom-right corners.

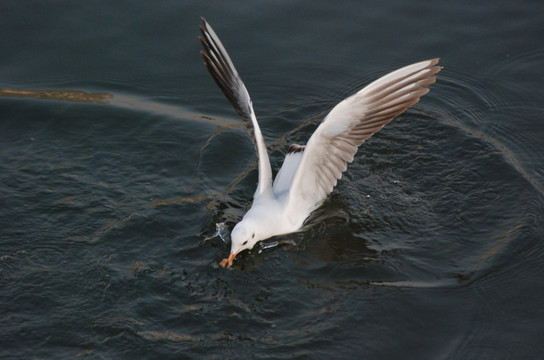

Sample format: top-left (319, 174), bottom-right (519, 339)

top-left (242, 240), bottom-right (248, 245)
top-left (252, 233), bottom-right (255, 239)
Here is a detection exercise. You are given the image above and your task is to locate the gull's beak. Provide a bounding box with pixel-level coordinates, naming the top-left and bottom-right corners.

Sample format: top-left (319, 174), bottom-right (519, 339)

top-left (220, 251), bottom-right (239, 268)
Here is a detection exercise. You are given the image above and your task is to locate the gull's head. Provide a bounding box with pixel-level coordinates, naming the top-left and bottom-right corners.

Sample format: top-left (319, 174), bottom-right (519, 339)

top-left (220, 220), bottom-right (261, 268)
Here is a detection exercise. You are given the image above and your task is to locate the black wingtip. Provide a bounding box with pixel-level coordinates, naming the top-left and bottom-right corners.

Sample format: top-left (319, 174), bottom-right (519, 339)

top-left (199, 17), bottom-right (208, 36)
top-left (287, 144), bottom-right (305, 154)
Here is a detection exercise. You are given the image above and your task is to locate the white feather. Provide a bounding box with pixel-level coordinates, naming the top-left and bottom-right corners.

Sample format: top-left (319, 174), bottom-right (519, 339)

top-left (273, 146), bottom-right (305, 197)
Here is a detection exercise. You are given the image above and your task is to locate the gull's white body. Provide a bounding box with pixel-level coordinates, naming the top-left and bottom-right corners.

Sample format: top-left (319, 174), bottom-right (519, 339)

top-left (199, 18), bottom-right (441, 267)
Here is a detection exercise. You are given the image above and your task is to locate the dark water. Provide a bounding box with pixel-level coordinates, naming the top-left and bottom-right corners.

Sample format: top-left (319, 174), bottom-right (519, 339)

top-left (1, 1), bottom-right (544, 359)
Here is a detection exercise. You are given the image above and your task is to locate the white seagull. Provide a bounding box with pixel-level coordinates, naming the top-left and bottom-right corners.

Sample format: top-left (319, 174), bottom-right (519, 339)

top-left (199, 18), bottom-right (441, 268)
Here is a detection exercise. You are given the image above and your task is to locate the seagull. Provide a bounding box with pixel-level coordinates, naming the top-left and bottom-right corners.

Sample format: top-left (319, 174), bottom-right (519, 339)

top-left (199, 18), bottom-right (441, 268)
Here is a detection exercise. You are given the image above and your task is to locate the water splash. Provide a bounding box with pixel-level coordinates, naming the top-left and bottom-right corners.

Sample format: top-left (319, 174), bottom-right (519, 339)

top-left (257, 239), bottom-right (297, 253)
top-left (204, 222), bottom-right (230, 243)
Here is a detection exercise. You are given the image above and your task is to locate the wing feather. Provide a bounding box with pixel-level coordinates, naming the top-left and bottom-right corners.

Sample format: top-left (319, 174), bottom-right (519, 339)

top-left (272, 145), bottom-right (305, 197)
top-left (199, 18), bottom-right (272, 196)
top-left (287, 59), bottom-right (441, 211)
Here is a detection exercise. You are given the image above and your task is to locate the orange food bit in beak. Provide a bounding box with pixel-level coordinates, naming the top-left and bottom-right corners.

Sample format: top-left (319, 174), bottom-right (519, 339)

top-left (220, 251), bottom-right (238, 268)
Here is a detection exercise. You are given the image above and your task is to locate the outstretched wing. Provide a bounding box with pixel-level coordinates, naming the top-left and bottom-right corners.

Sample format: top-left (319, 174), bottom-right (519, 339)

top-left (199, 18), bottom-right (272, 196)
top-left (287, 58), bottom-right (442, 211)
